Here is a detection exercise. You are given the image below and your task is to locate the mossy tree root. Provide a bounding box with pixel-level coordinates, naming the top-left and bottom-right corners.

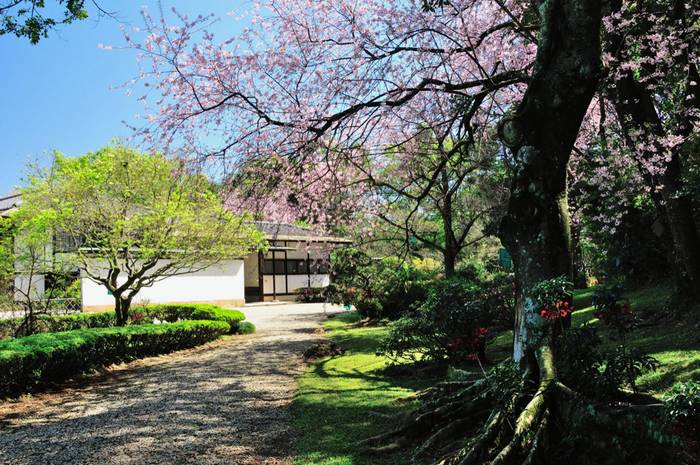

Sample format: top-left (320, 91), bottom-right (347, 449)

top-left (361, 344), bottom-right (684, 465)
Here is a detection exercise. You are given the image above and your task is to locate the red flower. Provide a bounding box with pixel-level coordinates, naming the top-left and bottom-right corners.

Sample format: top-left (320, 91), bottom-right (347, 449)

top-left (539, 301), bottom-right (572, 321)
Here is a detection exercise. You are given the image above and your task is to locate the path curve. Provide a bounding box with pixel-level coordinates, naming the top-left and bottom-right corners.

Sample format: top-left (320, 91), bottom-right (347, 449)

top-left (0, 303), bottom-right (339, 465)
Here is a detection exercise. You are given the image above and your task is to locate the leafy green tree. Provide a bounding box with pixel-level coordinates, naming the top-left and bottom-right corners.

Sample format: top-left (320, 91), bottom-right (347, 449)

top-left (22, 146), bottom-right (265, 325)
top-left (0, 0), bottom-right (92, 44)
top-left (0, 200), bottom-right (76, 335)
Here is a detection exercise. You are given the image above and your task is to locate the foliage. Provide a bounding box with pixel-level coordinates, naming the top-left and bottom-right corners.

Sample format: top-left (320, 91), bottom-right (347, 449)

top-left (0, 304), bottom-right (249, 339)
top-left (664, 381), bottom-right (700, 425)
top-left (592, 284), bottom-right (636, 339)
top-left (557, 324), bottom-right (660, 397)
top-left (486, 361), bottom-right (523, 415)
top-left (236, 321), bottom-right (256, 335)
top-left (329, 248), bottom-right (438, 320)
top-left (20, 146), bottom-right (265, 325)
top-left (134, 304), bottom-right (246, 333)
top-left (0, 0), bottom-right (89, 44)
top-left (0, 311), bottom-right (115, 339)
top-left (0, 195), bottom-right (79, 335)
top-left (480, 272), bottom-right (516, 330)
top-left (0, 320), bottom-right (229, 397)
top-left (379, 277), bottom-right (490, 363)
top-left (531, 276), bottom-right (574, 321)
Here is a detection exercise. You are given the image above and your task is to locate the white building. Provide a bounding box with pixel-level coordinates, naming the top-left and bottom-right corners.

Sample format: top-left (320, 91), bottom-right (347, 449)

top-left (1, 191), bottom-right (351, 310)
top-left (80, 222), bottom-right (350, 310)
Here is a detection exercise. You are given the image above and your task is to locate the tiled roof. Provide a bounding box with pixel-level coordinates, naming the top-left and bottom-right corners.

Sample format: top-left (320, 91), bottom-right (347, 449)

top-left (254, 221), bottom-right (351, 243)
top-left (0, 191), bottom-right (21, 215)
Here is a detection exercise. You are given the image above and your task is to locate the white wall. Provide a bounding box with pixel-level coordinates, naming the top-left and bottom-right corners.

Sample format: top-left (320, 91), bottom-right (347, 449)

top-left (81, 259), bottom-right (245, 308)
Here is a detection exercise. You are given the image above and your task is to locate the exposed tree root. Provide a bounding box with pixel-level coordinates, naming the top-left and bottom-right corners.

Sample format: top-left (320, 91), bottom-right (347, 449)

top-left (360, 344), bottom-right (694, 465)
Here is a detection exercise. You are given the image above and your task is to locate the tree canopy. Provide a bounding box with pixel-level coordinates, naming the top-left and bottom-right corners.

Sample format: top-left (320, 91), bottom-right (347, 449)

top-left (20, 145), bottom-right (265, 324)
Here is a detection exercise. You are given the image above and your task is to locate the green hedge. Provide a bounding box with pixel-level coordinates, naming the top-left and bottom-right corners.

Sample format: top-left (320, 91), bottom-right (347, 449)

top-left (0, 312), bottom-right (116, 339)
top-left (132, 304), bottom-right (246, 333)
top-left (0, 320), bottom-right (229, 397)
top-left (0, 304), bottom-right (249, 339)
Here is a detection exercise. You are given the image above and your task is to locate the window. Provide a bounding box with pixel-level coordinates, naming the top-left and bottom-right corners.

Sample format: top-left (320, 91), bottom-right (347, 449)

top-left (262, 258), bottom-right (325, 275)
top-left (297, 259), bottom-right (308, 274)
top-left (263, 259), bottom-right (274, 274)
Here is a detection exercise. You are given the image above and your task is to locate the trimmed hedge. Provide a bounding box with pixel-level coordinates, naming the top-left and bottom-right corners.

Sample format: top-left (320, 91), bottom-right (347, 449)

top-left (0, 304), bottom-right (250, 339)
top-left (133, 304), bottom-right (246, 333)
top-left (0, 320), bottom-right (229, 397)
top-left (0, 312), bottom-right (116, 339)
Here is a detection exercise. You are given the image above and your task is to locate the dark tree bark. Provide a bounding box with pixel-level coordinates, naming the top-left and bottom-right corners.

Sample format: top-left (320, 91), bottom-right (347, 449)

top-left (498, 0), bottom-right (602, 367)
top-left (441, 171), bottom-right (458, 277)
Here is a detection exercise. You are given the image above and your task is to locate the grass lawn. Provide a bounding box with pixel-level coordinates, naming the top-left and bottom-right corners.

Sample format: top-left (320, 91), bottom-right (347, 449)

top-left (292, 312), bottom-right (436, 465)
top-left (572, 283), bottom-right (700, 395)
top-left (292, 283), bottom-right (700, 464)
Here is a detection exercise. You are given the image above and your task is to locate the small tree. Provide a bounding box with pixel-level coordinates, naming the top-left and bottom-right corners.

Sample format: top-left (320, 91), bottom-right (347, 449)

top-left (22, 146), bottom-right (265, 325)
top-left (0, 205), bottom-right (77, 335)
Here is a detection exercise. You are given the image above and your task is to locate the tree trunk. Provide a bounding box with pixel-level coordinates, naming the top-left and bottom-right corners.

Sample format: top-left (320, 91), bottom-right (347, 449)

top-left (443, 248), bottom-right (457, 277)
top-left (442, 169), bottom-right (458, 277)
top-left (113, 292), bottom-right (132, 326)
top-left (498, 0), bottom-right (602, 367)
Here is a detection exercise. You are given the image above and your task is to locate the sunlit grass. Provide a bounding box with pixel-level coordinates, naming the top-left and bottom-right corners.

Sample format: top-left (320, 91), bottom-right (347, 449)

top-left (293, 312), bottom-right (433, 465)
top-left (292, 283), bottom-right (700, 465)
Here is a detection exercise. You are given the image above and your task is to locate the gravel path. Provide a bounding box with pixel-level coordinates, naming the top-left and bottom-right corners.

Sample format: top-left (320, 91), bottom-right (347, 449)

top-left (0, 303), bottom-right (340, 465)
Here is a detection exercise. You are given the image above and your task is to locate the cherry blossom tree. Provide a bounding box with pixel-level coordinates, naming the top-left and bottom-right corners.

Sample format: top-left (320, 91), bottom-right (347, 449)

top-left (124, 0), bottom-right (687, 462)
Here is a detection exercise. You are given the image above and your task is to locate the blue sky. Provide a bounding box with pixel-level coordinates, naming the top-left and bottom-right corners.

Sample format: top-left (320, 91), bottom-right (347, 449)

top-left (0, 1), bottom-right (249, 194)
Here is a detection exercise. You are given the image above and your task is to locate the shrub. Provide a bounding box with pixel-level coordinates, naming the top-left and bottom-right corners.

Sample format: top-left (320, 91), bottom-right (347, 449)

top-left (557, 324), bottom-right (660, 398)
top-left (480, 272), bottom-right (516, 330)
top-left (531, 276), bottom-right (574, 322)
top-left (664, 381), bottom-right (700, 425)
top-left (0, 320), bottom-right (229, 397)
top-left (0, 304), bottom-right (248, 339)
top-left (329, 248), bottom-right (438, 320)
top-left (0, 311), bottom-right (116, 339)
top-left (379, 277), bottom-right (490, 363)
top-left (236, 321), bottom-right (256, 334)
top-left (133, 304), bottom-right (246, 333)
top-left (592, 284), bottom-right (636, 339)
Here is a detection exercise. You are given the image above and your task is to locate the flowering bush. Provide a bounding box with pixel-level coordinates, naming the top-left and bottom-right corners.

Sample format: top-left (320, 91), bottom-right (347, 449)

top-left (481, 272), bottom-right (516, 330)
top-left (379, 278), bottom-right (491, 363)
top-left (531, 276), bottom-right (574, 322)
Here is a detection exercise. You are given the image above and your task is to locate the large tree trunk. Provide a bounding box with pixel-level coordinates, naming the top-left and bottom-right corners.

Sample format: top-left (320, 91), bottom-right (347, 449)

top-left (498, 0), bottom-right (602, 367)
